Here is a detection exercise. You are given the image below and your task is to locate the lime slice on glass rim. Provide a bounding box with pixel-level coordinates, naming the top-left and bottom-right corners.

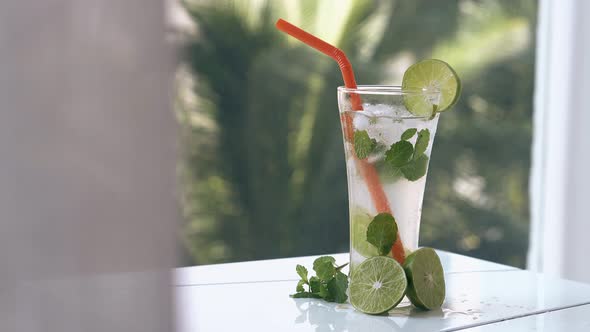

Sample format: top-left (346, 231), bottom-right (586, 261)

top-left (402, 59), bottom-right (461, 117)
top-left (403, 247), bottom-right (446, 310)
top-left (349, 256), bottom-right (407, 315)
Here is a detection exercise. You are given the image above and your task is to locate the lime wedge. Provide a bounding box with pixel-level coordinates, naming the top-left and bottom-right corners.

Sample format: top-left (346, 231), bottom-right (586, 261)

top-left (403, 247), bottom-right (445, 310)
top-left (349, 256), bottom-right (407, 315)
top-left (402, 59), bottom-right (461, 116)
top-left (350, 208), bottom-right (379, 258)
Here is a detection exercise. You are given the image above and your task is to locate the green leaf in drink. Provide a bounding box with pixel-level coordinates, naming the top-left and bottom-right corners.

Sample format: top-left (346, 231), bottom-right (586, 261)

top-left (414, 129), bottom-right (430, 156)
top-left (403, 247), bottom-right (446, 310)
top-left (385, 140), bottom-right (414, 167)
top-left (401, 128), bottom-right (417, 140)
top-left (354, 130), bottom-right (377, 159)
top-left (401, 154), bottom-right (429, 181)
top-left (383, 129), bottom-right (430, 182)
top-left (366, 213), bottom-right (398, 256)
top-left (349, 256), bottom-right (407, 315)
top-left (374, 158), bottom-right (404, 182)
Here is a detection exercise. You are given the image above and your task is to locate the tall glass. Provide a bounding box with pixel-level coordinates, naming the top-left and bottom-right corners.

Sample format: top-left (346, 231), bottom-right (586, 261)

top-left (337, 86), bottom-right (441, 273)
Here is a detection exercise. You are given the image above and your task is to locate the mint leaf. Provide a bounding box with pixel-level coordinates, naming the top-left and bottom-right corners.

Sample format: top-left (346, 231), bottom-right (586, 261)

top-left (366, 213), bottom-right (398, 256)
top-left (401, 128), bottom-right (417, 140)
top-left (318, 283), bottom-right (330, 299)
top-left (291, 292), bottom-right (322, 299)
top-left (388, 166), bottom-right (404, 179)
top-left (296, 280), bottom-right (305, 292)
top-left (313, 256), bottom-right (336, 281)
top-left (414, 129), bottom-right (430, 156)
top-left (385, 140), bottom-right (414, 167)
top-left (375, 159), bottom-right (404, 182)
top-left (327, 271), bottom-right (349, 303)
top-left (372, 142), bottom-right (388, 156)
top-left (309, 276), bottom-right (321, 293)
top-left (401, 154), bottom-right (429, 181)
top-left (354, 130), bottom-right (377, 159)
top-left (296, 264), bottom-right (308, 283)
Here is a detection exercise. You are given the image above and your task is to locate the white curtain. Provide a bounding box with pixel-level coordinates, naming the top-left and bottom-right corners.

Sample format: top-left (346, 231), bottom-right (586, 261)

top-left (529, 0), bottom-right (590, 283)
top-left (0, 1), bottom-right (176, 331)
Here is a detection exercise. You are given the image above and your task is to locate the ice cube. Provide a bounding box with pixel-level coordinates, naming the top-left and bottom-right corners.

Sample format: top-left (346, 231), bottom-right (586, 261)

top-left (353, 112), bottom-right (370, 131)
top-left (366, 103), bottom-right (397, 118)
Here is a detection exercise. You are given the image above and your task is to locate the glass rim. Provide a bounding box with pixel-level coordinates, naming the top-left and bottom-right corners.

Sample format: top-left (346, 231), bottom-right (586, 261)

top-left (337, 85), bottom-right (440, 96)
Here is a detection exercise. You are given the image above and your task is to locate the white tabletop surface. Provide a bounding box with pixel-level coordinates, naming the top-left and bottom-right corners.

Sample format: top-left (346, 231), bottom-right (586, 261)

top-left (175, 251), bottom-right (590, 331)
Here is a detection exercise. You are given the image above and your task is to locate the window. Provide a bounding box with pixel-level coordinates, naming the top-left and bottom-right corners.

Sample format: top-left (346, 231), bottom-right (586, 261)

top-left (176, 0), bottom-right (538, 267)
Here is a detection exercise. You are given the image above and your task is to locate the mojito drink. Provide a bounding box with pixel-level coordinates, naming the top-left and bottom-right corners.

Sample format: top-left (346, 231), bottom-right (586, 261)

top-left (338, 87), bottom-right (440, 272)
top-left (274, 16), bottom-right (459, 312)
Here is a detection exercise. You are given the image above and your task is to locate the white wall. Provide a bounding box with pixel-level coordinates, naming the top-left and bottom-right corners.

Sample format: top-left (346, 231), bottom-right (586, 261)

top-left (529, 0), bottom-right (590, 283)
top-left (0, 1), bottom-right (177, 331)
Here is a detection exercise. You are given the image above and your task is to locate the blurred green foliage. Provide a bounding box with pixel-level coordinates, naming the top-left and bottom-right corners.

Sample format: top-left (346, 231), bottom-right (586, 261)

top-left (177, 0), bottom-right (536, 267)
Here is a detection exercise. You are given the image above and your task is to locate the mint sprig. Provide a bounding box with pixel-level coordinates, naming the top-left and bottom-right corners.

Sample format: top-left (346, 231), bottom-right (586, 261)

top-left (384, 128), bottom-right (431, 181)
top-left (291, 257), bottom-right (349, 303)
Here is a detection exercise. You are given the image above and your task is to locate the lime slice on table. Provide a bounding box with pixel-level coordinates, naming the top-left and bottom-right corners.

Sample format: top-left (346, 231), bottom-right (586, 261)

top-left (350, 208), bottom-right (380, 258)
top-left (403, 247), bottom-right (446, 310)
top-left (349, 256), bottom-right (407, 315)
top-left (402, 59), bottom-right (461, 117)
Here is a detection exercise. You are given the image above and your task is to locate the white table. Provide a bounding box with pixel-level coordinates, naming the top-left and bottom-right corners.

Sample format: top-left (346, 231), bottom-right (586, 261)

top-left (175, 251), bottom-right (590, 331)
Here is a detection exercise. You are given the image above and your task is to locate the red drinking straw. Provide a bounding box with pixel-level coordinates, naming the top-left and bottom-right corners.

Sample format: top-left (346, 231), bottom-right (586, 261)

top-left (275, 19), bottom-right (405, 264)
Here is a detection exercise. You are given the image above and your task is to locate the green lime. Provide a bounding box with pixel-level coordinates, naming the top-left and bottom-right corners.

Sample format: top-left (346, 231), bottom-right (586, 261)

top-left (403, 247), bottom-right (445, 310)
top-left (350, 208), bottom-right (379, 258)
top-left (349, 256), bottom-right (407, 315)
top-left (402, 59), bottom-right (461, 116)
